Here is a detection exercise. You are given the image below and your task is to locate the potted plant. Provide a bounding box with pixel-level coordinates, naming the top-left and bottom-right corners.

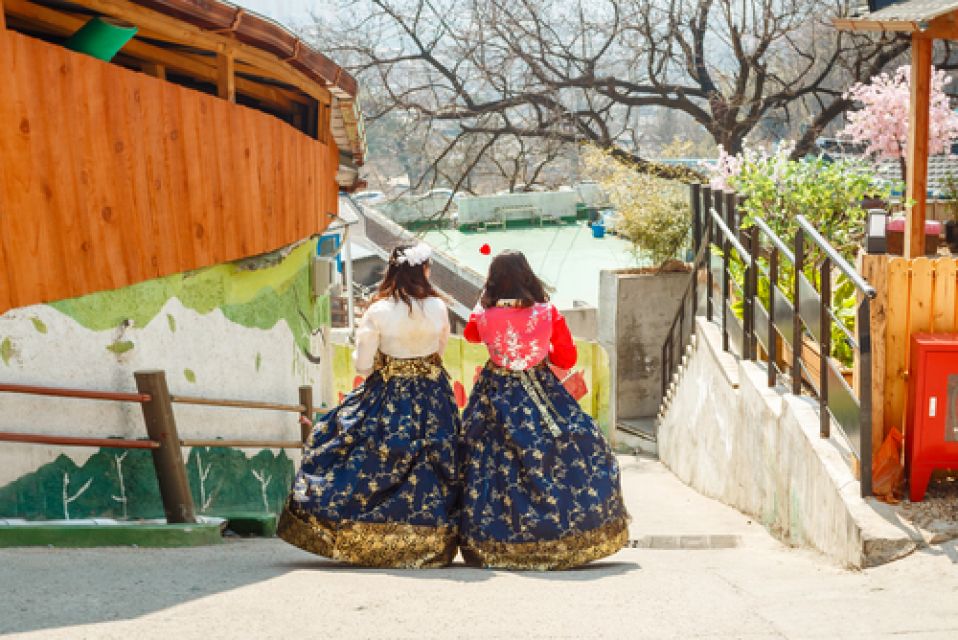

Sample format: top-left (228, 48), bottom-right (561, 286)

top-left (709, 143), bottom-right (885, 383)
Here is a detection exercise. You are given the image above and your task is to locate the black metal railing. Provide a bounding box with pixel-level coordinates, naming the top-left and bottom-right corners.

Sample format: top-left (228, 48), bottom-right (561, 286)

top-left (660, 185), bottom-right (876, 497)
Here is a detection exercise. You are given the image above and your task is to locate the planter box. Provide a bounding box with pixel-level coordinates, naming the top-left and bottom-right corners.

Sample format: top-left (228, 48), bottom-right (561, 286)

top-left (598, 266), bottom-right (692, 425)
top-left (886, 230), bottom-right (940, 256)
top-left (800, 337), bottom-right (853, 390)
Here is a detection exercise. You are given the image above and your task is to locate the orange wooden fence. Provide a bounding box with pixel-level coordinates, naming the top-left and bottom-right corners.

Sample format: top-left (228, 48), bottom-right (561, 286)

top-left (0, 30), bottom-right (340, 313)
top-left (861, 255), bottom-right (958, 455)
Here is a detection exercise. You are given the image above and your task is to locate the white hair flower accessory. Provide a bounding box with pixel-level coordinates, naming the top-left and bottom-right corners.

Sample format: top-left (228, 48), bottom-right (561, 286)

top-left (394, 243), bottom-right (432, 267)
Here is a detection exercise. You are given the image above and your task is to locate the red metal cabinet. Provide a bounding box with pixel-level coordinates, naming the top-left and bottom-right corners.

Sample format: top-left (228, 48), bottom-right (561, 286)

top-left (906, 333), bottom-right (958, 501)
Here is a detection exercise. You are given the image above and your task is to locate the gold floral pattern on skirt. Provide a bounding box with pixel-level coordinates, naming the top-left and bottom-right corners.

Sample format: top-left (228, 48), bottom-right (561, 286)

top-left (459, 361), bottom-right (630, 570)
top-left (278, 504), bottom-right (457, 569)
top-left (460, 515), bottom-right (630, 571)
top-left (279, 351), bottom-right (461, 569)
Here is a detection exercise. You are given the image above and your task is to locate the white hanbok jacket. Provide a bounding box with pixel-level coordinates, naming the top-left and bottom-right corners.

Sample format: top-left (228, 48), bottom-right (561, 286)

top-left (352, 296), bottom-right (450, 376)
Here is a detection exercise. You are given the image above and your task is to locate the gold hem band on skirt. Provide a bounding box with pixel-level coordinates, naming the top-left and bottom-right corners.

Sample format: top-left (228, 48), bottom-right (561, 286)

top-left (459, 516), bottom-right (630, 571)
top-left (277, 506), bottom-right (458, 569)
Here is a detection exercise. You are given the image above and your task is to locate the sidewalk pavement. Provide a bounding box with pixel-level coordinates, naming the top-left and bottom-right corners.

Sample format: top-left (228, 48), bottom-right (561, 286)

top-left (2, 455), bottom-right (957, 639)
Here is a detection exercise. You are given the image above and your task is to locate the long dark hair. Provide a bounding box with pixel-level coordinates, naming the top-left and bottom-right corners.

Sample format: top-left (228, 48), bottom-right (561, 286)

top-left (480, 250), bottom-right (549, 309)
top-left (373, 244), bottom-right (440, 310)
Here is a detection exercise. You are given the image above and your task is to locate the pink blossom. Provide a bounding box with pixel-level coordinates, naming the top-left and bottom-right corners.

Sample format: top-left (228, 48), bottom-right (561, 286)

top-left (840, 65), bottom-right (958, 162)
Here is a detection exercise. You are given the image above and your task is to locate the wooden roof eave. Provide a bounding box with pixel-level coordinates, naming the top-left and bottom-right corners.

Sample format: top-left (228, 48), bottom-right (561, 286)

top-left (835, 13), bottom-right (958, 40)
top-left (833, 2), bottom-right (958, 38)
top-left (4, 0), bottom-right (367, 164)
top-left (832, 17), bottom-right (922, 32)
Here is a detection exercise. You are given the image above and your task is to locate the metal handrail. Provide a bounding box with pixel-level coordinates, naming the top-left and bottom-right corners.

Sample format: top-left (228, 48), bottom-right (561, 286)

top-left (752, 216), bottom-right (795, 263)
top-left (659, 187), bottom-right (875, 497)
top-left (711, 210), bottom-right (752, 261)
top-left (796, 215), bottom-right (876, 298)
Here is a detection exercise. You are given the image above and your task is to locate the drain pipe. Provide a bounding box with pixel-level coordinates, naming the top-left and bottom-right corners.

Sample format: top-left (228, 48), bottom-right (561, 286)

top-left (343, 225), bottom-right (356, 339)
top-left (65, 17), bottom-right (137, 62)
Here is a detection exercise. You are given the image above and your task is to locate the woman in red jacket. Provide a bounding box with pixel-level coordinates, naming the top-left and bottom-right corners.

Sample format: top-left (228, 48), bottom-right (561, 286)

top-left (459, 250), bottom-right (629, 570)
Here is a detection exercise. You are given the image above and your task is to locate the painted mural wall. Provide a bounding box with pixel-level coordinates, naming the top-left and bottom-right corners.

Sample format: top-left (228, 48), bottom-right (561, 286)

top-left (330, 334), bottom-right (612, 432)
top-left (0, 239), bottom-right (332, 520)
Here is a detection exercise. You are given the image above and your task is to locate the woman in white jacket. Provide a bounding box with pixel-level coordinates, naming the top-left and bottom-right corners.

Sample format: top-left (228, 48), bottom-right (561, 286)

top-left (278, 243), bottom-right (460, 568)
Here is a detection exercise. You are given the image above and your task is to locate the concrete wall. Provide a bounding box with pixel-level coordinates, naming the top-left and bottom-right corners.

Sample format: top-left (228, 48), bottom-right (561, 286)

top-left (561, 306), bottom-right (598, 340)
top-left (598, 269), bottom-right (688, 424)
top-left (658, 318), bottom-right (918, 568)
top-left (0, 240), bottom-right (333, 521)
top-left (458, 191), bottom-right (579, 224)
top-left (327, 332), bottom-right (611, 431)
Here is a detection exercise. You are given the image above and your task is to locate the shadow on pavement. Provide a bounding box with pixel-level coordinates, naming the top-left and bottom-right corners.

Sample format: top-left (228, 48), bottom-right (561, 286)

top-left (276, 558), bottom-right (496, 583)
top-left (0, 540), bottom-right (304, 635)
top-left (0, 542), bottom-right (640, 634)
top-left (511, 560), bottom-right (641, 581)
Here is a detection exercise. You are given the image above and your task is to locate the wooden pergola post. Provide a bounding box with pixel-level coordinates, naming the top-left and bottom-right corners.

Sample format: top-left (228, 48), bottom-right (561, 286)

top-left (906, 35), bottom-right (933, 259)
top-left (142, 61), bottom-right (166, 80)
top-left (216, 51), bottom-right (235, 102)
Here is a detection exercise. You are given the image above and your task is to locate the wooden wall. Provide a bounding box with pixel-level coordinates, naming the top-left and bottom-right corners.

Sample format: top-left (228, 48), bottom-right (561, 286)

top-left (861, 254), bottom-right (958, 455)
top-left (0, 31), bottom-right (340, 313)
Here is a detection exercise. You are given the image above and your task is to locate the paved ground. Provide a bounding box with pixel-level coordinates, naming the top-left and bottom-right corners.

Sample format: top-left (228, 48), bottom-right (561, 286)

top-left (2, 456), bottom-right (958, 639)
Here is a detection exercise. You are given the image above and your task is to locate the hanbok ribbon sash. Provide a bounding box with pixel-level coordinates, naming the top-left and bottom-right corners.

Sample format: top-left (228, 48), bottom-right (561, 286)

top-left (488, 362), bottom-right (564, 437)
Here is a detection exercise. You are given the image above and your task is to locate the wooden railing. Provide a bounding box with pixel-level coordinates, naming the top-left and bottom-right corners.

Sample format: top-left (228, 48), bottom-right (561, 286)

top-left (0, 372), bottom-right (318, 523)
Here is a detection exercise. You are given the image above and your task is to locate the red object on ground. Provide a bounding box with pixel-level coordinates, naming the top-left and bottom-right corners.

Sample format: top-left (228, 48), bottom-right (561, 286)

top-left (479, 243), bottom-right (491, 255)
top-left (872, 428), bottom-right (904, 502)
top-left (905, 333), bottom-right (958, 501)
top-left (453, 381), bottom-right (467, 408)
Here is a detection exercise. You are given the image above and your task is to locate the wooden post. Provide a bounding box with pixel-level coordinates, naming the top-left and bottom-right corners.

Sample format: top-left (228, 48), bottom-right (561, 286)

top-left (859, 254), bottom-right (888, 459)
top-left (906, 35), bottom-right (932, 259)
top-left (792, 230), bottom-right (805, 396)
top-left (142, 62), bottom-right (166, 80)
top-left (217, 52), bottom-right (235, 102)
top-left (704, 187), bottom-right (714, 322)
top-left (819, 258), bottom-right (832, 438)
top-left (318, 102), bottom-right (330, 144)
top-left (298, 385), bottom-right (313, 443)
top-left (768, 247), bottom-right (778, 387)
top-left (134, 370), bottom-right (197, 524)
top-left (1, 0), bottom-right (7, 31)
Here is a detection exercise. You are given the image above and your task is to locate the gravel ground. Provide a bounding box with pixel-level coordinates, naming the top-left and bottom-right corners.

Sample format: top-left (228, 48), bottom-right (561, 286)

top-left (897, 474), bottom-right (958, 543)
top-left (2, 457), bottom-right (958, 640)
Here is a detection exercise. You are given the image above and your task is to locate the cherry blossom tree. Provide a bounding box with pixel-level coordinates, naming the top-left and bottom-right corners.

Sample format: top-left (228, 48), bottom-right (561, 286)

top-left (841, 65), bottom-right (958, 185)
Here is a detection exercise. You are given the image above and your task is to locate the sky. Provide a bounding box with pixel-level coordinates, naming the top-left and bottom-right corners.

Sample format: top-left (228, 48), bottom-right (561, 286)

top-left (231, 1), bottom-right (334, 28)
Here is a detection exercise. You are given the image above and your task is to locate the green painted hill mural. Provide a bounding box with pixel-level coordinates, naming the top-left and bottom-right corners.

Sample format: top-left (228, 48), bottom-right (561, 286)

top-left (0, 447), bottom-right (294, 520)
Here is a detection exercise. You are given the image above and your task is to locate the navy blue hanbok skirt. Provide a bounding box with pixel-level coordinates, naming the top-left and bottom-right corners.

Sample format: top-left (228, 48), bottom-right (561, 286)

top-left (278, 352), bottom-right (460, 568)
top-left (459, 361), bottom-right (629, 570)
